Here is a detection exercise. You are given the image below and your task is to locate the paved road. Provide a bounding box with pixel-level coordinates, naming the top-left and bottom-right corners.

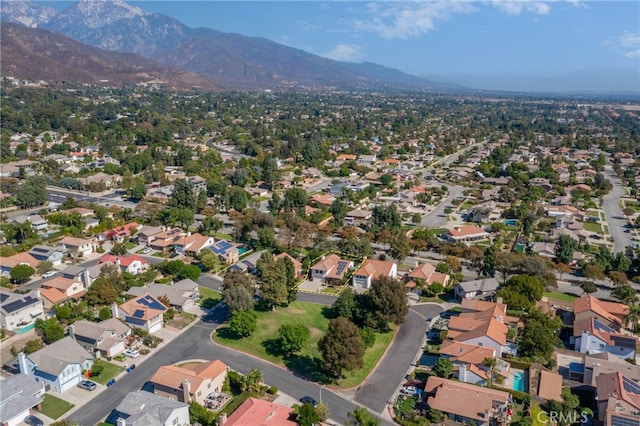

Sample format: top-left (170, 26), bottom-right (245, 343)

top-left (46, 187), bottom-right (138, 209)
top-left (602, 165), bottom-right (633, 253)
top-left (420, 181), bottom-right (465, 228)
top-left (68, 302), bottom-right (394, 426)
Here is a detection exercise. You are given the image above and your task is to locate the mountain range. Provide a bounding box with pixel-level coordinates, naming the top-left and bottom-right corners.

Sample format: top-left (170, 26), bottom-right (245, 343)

top-left (1, 0), bottom-right (454, 91)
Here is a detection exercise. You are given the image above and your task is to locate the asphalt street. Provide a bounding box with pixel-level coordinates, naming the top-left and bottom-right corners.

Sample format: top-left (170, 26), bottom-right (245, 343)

top-left (602, 165), bottom-right (633, 253)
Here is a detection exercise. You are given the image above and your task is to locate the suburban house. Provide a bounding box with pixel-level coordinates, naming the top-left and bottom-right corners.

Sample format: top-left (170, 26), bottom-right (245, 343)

top-left (107, 390), bottom-right (190, 426)
top-left (595, 372), bottom-right (640, 426)
top-left (344, 209), bottom-right (373, 227)
top-left (572, 353), bottom-right (640, 387)
top-left (0, 252), bottom-right (40, 277)
top-left (424, 377), bottom-right (512, 426)
top-left (150, 359), bottom-right (228, 405)
top-left (455, 278), bottom-right (500, 301)
top-left (537, 370), bottom-right (563, 402)
top-left (98, 254), bottom-right (149, 275)
top-left (0, 373), bottom-right (45, 426)
top-left (574, 318), bottom-right (638, 360)
top-left (222, 397), bottom-right (296, 426)
top-left (12, 214), bottom-right (48, 233)
top-left (0, 290), bottom-right (44, 332)
top-left (274, 253), bottom-right (304, 279)
top-left (127, 279), bottom-right (199, 312)
top-left (28, 245), bottom-right (66, 266)
top-left (352, 259), bottom-right (397, 289)
top-left (135, 225), bottom-right (164, 246)
top-left (173, 233), bottom-right (215, 256)
top-left (209, 240), bottom-right (240, 264)
top-left (69, 318), bottom-right (131, 358)
top-left (114, 294), bottom-right (167, 333)
top-left (59, 236), bottom-right (96, 258)
top-left (103, 222), bottom-right (142, 243)
top-left (18, 336), bottom-right (93, 393)
top-left (443, 225), bottom-right (490, 244)
top-left (309, 254), bottom-right (354, 283)
top-left (148, 227), bottom-right (186, 251)
top-left (39, 276), bottom-right (87, 307)
top-left (438, 340), bottom-right (502, 386)
top-left (408, 263), bottom-right (450, 288)
top-left (573, 295), bottom-right (629, 331)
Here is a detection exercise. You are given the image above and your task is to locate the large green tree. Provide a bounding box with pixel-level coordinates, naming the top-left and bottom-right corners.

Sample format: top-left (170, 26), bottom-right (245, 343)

top-left (14, 176), bottom-right (47, 209)
top-left (318, 317), bottom-right (365, 379)
top-left (257, 253), bottom-right (288, 309)
top-left (10, 264), bottom-right (35, 283)
top-left (367, 276), bottom-right (409, 330)
top-left (228, 309), bottom-right (258, 337)
top-left (555, 235), bottom-right (577, 265)
top-left (519, 309), bottom-right (562, 359)
top-left (346, 407), bottom-right (380, 426)
top-left (169, 178), bottom-right (196, 210)
top-left (223, 271), bottom-right (255, 312)
top-left (277, 323), bottom-right (310, 355)
top-left (496, 274), bottom-right (545, 310)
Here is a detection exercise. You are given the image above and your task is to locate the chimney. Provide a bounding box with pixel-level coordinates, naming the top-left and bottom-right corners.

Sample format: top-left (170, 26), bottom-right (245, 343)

top-left (459, 363), bottom-right (467, 381)
top-left (219, 413), bottom-right (227, 425)
top-left (111, 302), bottom-right (119, 319)
top-left (496, 297), bottom-right (503, 305)
top-left (181, 379), bottom-right (191, 403)
top-left (18, 352), bottom-right (30, 376)
top-left (116, 418), bottom-right (127, 426)
top-left (82, 268), bottom-right (91, 288)
top-left (115, 258), bottom-right (121, 267)
top-left (68, 324), bottom-right (75, 341)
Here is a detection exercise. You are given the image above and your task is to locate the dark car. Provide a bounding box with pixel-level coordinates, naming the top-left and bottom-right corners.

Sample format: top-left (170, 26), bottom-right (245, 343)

top-left (78, 380), bottom-right (97, 391)
top-left (24, 415), bottom-right (44, 426)
top-left (300, 396), bottom-right (318, 408)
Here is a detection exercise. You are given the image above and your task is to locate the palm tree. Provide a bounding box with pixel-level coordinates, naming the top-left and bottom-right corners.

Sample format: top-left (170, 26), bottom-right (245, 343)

top-left (624, 305), bottom-right (640, 329)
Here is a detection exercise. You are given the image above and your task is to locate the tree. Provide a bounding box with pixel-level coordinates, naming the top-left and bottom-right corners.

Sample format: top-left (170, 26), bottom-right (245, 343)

top-left (434, 357), bottom-right (453, 378)
top-left (555, 235), bottom-right (577, 265)
top-left (130, 182), bottom-right (147, 200)
top-left (555, 262), bottom-right (572, 279)
top-left (36, 261), bottom-right (53, 275)
top-left (229, 309), bottom-right (258, 337)
top-left (496, 274), bottom-right (545, 310)
top-left (110, 242), bottom-right (128, 256)
top-left (346, 407), bottom-right (380, 426)
top-left (277, 256), bottom-right (298, 304)
top-left (85, 276), bottom-right (120, 306)
top-left (260, 155), bottom-right (280, 190)
top-left (223, 283), bottom-right (255, 313)
top-left (199, 251), bottom-right (221, 273)
top-left (14, 176), bottom-right (47, 208)
top-left (240, 367), bottom-right (264, 395)
top-left (295, 402), bottom-right (321, 426)
top-left (277, 323), bottom-right (310, 355)
top-left (389, 233), bottom-right (411, 263)
top-left (583, 263), bottom-right (605, 281)
top-left (318, 317), bottom-right (365, 379)
top-left (268, 192), bottom-right (283, 214)
top-left (229, 187), bottom-right (249, 211)
top-left (519, 309), bottom-right (562, 359)
top-left (98, 306), bottom-right (112, 320)
top-left (580, 281), bottom-right (598, 294)
top-left (10, 264), bottom-right (35, 283)
top-left (329, 198), bottom-right (349, 224)
top-left (608, 270), bottom-right (628, 286)
top-left (43, 319), bottom-right (65, 344)
top-left (283, 188), bottom-right (309, 211)
top-left (359, 327), bottom-right (376, 348)
top-left (55, 305), bottom-right (73, 322)
top-left (371, 204), bottom-right (401, 232)
top-left (257, 254), bottom-right (288, 309)
top-left (199, 216), bottom-right (223, 235)
top-left (23, 338), bottom-right (44, 354)
top-left (189, 401), bottom-right (217, 426)
top-left (548, 389), bottom-right (580, 426)
top-left (367, 276), bottom-right (409, 329)
top-left (611, 284), bottom-right (638, 305)
top-left (332, 288), bottom-right (356, 321)
top-left (169, 178), bottom-right (196, 210)
top-left (481, 245), bottom-right (496, 277)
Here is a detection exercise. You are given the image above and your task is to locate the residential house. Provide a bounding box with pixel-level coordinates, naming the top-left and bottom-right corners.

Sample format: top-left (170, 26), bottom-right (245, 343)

top-left (103, 222), bottom-right (142, 243)
top-left (69, 318), bottom-right (131, 358)
top-left (222, 397), bottom-right (296, 426)
top-left (59, 236), bottom-right (95, 258)
top-left (454, 278), bottom-right (500, 301)
top-left (595, 372), bottom-right (640, 425)
top-left (98, 254), bottom-right (149, 275)
top-left (573, 294), bottom-right (629, 331)
top-left (148, 228), bottom-right (187, 252)
top-left (581, 353), bottom-right (640, 387)
top-left (0, 252), bottom-right (39, 277)
top-left (12, 214), bottom-right (48, 233)
top-left (0, 290), bottom-right (44, 332)
top-left (127, 279), bottom-right (199, 312)
top-left (79, 172), bottom-right (121, 188)
top-left (114, 294), bottom-right (167, 333)
top-left (173, 233), bottom-right (215, 256)
top-left (18, 337), bottom-right (93, 393)
top-left (424, 377), bottom-right (511, 426)
top-left (344, 209), bottom-right (372, 227)
top-left (134, 226), bottom-right (164, 246)
top-left (39, 276), bottom-right (86, 307)
top-left (352, 259), bottom-right (397, 289)
top-left (0, 373), bottom-right (45, 426)
top-left (28, 245), bottom-right (66, 266)
top-left (309, 254), bottom-right (353, 284)
top-left (107, 390), bottom-right (190, 426)
top-left (310, 193), bottom-right (335, 206)
top-left (185, 175), bottom-right (207, 193)
top-left (438, 340), bottom-right (499, 385)
top-left (531, 242), bottom-right (556, 259)
top-left (274, 253), bottom-right (304, 279)
top-left (545, 205), bottom-right (586, 220)
top-left (443, 225), bottom-right (490, 244)
top-left (209, 240), bottom-right (240, 264)
top-left (150, 359), bottom-right (228, 405)
top-left (408, 263), bottom-right (450, 288)
top-left (537, 370), bottom-right (563, 402)
top-left (574, 318), bottom-right (638, 360)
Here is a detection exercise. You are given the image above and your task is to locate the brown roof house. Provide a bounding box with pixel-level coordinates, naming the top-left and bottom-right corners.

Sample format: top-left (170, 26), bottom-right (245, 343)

top-left (443, 225), bottom-right (490, 244)
top-left (352, 259), bottom-right (397, 289)
top-left (274, 253), bottom-right (304, 279)
top-left (150, 360), bottom-right (228, 406)
top-left (595, 372), bottom-right (640, 425)
top-left (221, 397), bottom-right (296, 426)
top-left (69, 318), bottom-right (131, 358)
top-left (573, 294), bottom-right (630, 330)
top-left (537, 370), bottom-right (563, 402)
top-left (309, 254), bottom-right (353, 284)
top-left (438, 340), bottom-right (507, 386)
top-left (113, 293), bottom-right (167, 334)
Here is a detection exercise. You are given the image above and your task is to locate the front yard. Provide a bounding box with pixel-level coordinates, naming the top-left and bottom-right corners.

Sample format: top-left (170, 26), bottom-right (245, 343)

top-left (543, 291), bottom-right (578, 302)
top-left (89, 359), bottom-right (125, 385)
top-left (213, 301), bottom-right (394, 388)
top-left (583, 222), bottom-right (603, 234)
top-left (199, 286), bottom-right (223, 308)
top-left (38, 393), bottom-right (75, 419)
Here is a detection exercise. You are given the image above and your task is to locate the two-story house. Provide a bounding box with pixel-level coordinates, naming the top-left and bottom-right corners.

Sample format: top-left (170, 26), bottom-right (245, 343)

top-left (0, 374), bottom-right (45, 426)
top-left (0, 290), bottom-right (45, 332)
top-left (103, 222), bottom-right (141, 243)
top-left (107, 391), bottom-right (190, 426)
top-left (173, 233), bottom-right (215, 256)
top-left (69, 318), bottom-right (131, 358)
top-left (18, 337), bottom-right (93, 393)
top-left (39, 277), bottom-right (87, 307)
top-left (573, 294), bottom-right (629, 331)
top-left (127, 279), bottom-right (199, 313)
top-left (574, 318), bottom-right (638, 360)
top-left (0, 252), bottom-right (39, 277)
top-left (352, 259), bottom-right (397, 289)
top-left (98, 254), bottom-right (149, 275)
top-left (309, 254), bottom-right (353, 284)
top-left (150, 359), bottom-right (228, 405)
top-left (209, 240), bottom-right (239, 264)
top-left (59, 236), bottom-right (96, 258)
top-left (114, 294), bottom-right (167, 333)
top-left (28, 245), bottom-right (66, 266)
top-left (274, 253), bottom-right (304, 279)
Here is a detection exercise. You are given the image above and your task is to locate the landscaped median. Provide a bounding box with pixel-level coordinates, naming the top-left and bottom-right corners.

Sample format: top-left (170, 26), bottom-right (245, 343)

top-left (212, 301), bottom-right (395, 388)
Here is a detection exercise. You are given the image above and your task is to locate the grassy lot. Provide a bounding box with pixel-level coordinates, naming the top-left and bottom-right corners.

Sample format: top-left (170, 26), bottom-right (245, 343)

top-left (38, 393), bottom-right (75, 419)
top-left (214, 232), bottom-right (233, 241)
top-left (199, 286), bottom-right (223, 306)
top-left (543, 291), bottom-right (578, 301)
top-left (125, 242), bottom-right (136, 250)
top-left (531, 401), bottom-right (549, 426)
top-left (460, 200), bottom-right (477, 210)
top-left (583, 222), bottom-right (603, 234)
top-left (90, 359), bottom-right (125, 385)
top-left (214, 301), bottom-right (394, 388)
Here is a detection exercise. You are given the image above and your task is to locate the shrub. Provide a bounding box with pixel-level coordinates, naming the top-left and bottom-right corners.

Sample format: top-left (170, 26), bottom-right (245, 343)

top-left (359, 327), bottom-right (376, 348)
top-left (96, 246), bottom-right (105, 253)
top-left (267, 386), bottom-right (278, 395)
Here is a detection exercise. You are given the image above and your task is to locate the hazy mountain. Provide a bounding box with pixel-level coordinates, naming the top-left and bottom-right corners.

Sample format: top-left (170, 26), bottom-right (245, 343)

top-left (0, 0), bottom-right (57, 28)
top-left (1, 0), bottom-right (446, 91)
top-left (1, 23), bottom-right (220, 91)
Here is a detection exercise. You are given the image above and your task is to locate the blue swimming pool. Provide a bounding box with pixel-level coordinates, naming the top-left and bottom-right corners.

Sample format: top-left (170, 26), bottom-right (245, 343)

top-left (238, 247), bottom-right (249, 255)
top-left (512, 372), bottom-right (525, 392)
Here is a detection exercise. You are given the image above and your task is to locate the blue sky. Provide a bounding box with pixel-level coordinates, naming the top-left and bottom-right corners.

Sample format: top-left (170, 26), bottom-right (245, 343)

top-left (49, 1), bottom-right (640, 91)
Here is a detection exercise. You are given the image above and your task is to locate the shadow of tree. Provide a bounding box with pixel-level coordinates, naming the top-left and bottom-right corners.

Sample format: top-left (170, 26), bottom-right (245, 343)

top-left (215, 326), bottom-right (243, 340)
top-left (262, 337), bottom-right (285, 357)
top-left (321, 306), bottom-right (333, 320)
top-left (284, 354), bottom-right (332, 385)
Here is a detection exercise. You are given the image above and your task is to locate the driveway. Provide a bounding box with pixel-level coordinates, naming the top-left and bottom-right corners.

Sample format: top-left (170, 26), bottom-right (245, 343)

top-left (602, 165), bottom-right (633, 253)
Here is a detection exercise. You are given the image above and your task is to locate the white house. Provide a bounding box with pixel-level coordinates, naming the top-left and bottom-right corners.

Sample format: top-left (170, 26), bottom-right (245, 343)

top-left (0, 290), bottom-right (45, 333)
top-left (0, 374), bottom-right (45, 426)
top-left (309, 254), bottom-right (353, 283)
top-left (574, 318), bottom-right (638, 361)
top-left (70, 318), bottom-right (131, 358)
top-left (98, 254), bottom-right (149, 275)
top-left (352, 259), bottom-right (397, 289)
top-left (18, 337), bottom-right (93, 393)
top-left (59, 236), bottom-right (96, 258)
top-left (454, 278), bottom-right (500, 301)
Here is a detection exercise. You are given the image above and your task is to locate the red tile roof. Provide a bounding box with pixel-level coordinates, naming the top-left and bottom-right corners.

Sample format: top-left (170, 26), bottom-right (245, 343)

top-left (225, 397), bottom-right (296, 426)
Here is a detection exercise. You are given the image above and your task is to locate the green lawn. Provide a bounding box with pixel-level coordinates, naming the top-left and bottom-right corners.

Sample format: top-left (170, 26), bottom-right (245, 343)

top-left (531, 401), bottom-right (549, 426)
top-left (90, 359), bottom-right (125, 385)
top-left (38, 393), bottom-right (75, 419)
top-left (583, 222), bottom-right (603, 234)
top-left (214, 233), bottom-right (233, 241)
top-left (214, 301), bottom-right (394, 388)
top-left (543, 291), bottom-right (578, 301)
top-left (199, 286), bottom-right (223, 306)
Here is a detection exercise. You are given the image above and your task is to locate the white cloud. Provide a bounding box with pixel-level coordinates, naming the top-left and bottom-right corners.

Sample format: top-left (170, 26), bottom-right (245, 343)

top-left (489, 1), bottom-right (551, 16)
top-left (323, 43), bottom-right (364, 62)
top-left (618, 31), bottom-right (640, 58)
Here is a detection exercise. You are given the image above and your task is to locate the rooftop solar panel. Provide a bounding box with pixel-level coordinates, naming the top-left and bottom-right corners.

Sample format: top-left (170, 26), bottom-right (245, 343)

top-left (137, 295), bottom-right (165, 310)
top-left (336, 261), bottom-right (348, 275)
top-left (132, 309), bottom-right (145, 318)
top-left (623, 376), bottom-right (640, 395)
top-left (2, 296), bottom-right (39, 314)
top-left (0, 293), bottom-right (9, 303)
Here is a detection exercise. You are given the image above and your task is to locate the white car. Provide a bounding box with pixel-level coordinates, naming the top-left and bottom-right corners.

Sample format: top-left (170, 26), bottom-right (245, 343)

top-left (124, 349), bottom-right (139, 358)
top-left (399, 386), bottom-right (418, 396)
top-left (142, 247), bottom-right (152, 254)
top-left (42, 271), bottom-right (56, 279)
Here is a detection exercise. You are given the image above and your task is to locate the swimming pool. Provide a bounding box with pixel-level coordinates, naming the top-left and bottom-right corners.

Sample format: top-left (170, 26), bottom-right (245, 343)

top-left (238, 247), bottom-right (249, 255)
top-left (512, 372), bottom-right (525, 392)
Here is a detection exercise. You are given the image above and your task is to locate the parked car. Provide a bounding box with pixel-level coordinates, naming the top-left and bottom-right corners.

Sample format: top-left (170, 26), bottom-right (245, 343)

top-left (399, 386), bottom-right (418, 396)
top-left (124, 349), bottom-right (139, 358)
top-left (300, 396), bottom-right (318, 408)
top-left (142, 247), bottom-right (152, 254)
top-left (24, 415), bottom-right (44, 426)
top-left (42, 271), bottom-right (56, 278)
top-left (78, 380), bottom-right (97, 391)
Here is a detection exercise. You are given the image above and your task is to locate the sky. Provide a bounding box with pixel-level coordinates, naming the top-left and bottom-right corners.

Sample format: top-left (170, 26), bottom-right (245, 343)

top-left (48, 1), bottom-right (640, 92)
